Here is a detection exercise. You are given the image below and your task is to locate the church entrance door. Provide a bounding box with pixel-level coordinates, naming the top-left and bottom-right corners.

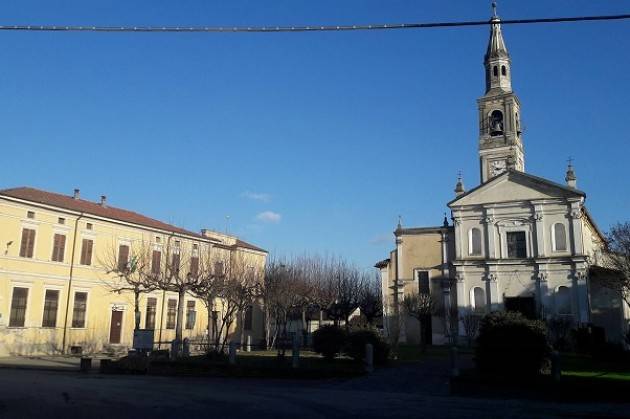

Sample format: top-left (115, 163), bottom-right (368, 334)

top-left (504, 297), bottom-right (536, 319)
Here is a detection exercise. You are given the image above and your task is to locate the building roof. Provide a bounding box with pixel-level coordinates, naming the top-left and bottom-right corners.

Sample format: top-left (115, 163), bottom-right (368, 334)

top-left (447, 170), bottom-right (586, 207)
top-left (485, 17), bottom-right (509, 61)
top-left (395, 226), bottom-right (452, 236)
top-left (374, 258), bottom-right (390, 269)
top-left (0, 186), bottom-right (267, 252)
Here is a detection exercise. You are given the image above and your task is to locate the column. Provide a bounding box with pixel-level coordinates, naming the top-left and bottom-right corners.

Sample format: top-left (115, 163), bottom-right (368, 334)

top-left (396, 237), bottom-right (406, 343)
top-left (487, 273), bottom-right (500, 311)
top-left (484, 212), bottom-right (496, 259)
top-left (455, 273), bottom-right (466, 336)
top-left (533, 207), bottom-right (545, 258)
top-left (536, 271), bottom-right (549, 318)
top-left (575, 269), bottom-right (590, 324)
top-left (569, 202), bottom-right (584, 256)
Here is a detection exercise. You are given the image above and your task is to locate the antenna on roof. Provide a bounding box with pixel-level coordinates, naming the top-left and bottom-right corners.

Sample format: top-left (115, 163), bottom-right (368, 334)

top-left (225, 215), bottom-right (231, 234)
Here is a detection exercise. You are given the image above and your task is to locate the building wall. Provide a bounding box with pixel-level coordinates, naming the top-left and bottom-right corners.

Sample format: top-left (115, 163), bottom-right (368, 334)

top-left (0, 196), bottom-right (266, 356)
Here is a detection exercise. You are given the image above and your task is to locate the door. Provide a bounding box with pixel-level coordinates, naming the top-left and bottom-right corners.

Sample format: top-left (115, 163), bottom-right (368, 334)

top-left (505, 297), bottom-right (536, 319)
top-left (109, 310), bottom-right (123, 344)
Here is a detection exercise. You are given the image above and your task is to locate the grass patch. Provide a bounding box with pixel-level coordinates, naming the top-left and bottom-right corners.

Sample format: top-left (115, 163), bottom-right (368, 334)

top-left (559, 352), bottom-right (630, 382)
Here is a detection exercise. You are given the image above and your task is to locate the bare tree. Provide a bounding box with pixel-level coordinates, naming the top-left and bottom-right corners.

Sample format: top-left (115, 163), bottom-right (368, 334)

top-left (402, 292), bottom-right (436, 353)
top-left (602, 222), bottom-right (630, 308)
top-left (460, 312), bottom-right (481, 347)
top-left (358, 271), bottom-right (383, 327)
top-left (99, 241), bottom-right (159, 331)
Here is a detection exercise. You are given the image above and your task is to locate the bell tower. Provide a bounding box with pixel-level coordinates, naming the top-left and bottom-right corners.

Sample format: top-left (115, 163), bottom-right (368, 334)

top-left (478, 3), bottom-right (525, 183)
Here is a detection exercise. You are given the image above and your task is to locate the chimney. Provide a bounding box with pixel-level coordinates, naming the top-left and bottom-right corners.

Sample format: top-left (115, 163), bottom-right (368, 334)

top-left (73, 188), bottom-right (80, 199)
top-left (100, 195), bottom-right (107, 207)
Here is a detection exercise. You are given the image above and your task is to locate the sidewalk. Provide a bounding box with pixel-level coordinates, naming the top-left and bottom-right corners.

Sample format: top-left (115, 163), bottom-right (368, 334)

top-left (0, 355), bottom-right (89, 372)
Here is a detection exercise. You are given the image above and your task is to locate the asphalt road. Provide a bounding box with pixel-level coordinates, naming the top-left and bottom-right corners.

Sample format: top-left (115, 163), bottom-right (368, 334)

top-left (0, 366), bottom-right (629, 419)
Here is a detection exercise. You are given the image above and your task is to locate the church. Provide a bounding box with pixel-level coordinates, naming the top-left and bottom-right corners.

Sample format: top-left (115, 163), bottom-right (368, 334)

top-left (376, 8), bottom-right (629, 346)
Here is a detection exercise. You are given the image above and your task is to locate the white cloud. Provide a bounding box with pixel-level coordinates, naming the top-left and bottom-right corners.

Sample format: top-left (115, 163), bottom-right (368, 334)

top-left (242, 191), bottom-right (271, 203)
top-left (369, 233), bottom-right (391, 245)
top-left (256, 211), bottom-right (281, 223)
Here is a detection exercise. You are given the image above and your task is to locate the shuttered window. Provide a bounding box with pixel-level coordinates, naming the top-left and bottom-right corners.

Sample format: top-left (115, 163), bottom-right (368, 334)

top-left (172, 253), bottom-right (181, 274)
top-left (9, 287), bottom-right (28, 327)
top-left (19, 228), bottom-right (36, 258)
top-left (51, 234), bottom-right (66, 262)
top-left (214, 262), bottom-right (224, 276)
top-left (185, 301), bottom-right (196, 330)
top-left (145, 297), bottom-right (157, 329)
top-left (166, 299), bottom-right (177, 329)
top-left (152, 250), bottom-right (161, 275)
top-left (42, 290), bottom-right (60, 327)
top-left (117, 244), bottom-right (130, 271)
top-left (71, 292), bottom-right (88, 328)
top-left (80, 239), bottom-right (93, 266)
top-left (190, 257), bottom-right (199, 278)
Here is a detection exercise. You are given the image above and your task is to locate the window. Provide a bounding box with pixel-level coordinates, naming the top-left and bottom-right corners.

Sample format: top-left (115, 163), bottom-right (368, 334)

top-left (51, 234), bottom-right (66, 262)
top-left (27, 211), bottom-right (35, 219)
top-left (490, 110), bottom-right (504, 135)
top-left (417, 271), bottom-right (430, 294)
top-left (166, 299), bottom-right (177, 329)
top-left (71, 292), bottom-right (88, 328)
top-left (9, 287), bottom-right (28, 327)
top-left (501, 65), bottom-right (506, 76)
top-left (471, 287), bottom-right (487, 313)
top-left (145, 297), bottom-right (157, 329)
top-left (42, 290), bottom-right (60, 327)
top-left (493, 65), bottom-right (498, 77)
top-left (552, 223), bottom-right (567, 252)
top-left (469, 228), bottom-right (482, 256)
top-left (80, 239), bottom-right (93, 265)
top-left (117, 244), bottom-right (130, 272)
top-left (152, 250), bottom-right (161, 275)
top-left (185, 301), bottom-right (196, 330)
top-left (556, 286), bottom-right (571, 315)
top-left (214, 262), bottom-right (224, 276)
top-left (58, 217), bottom-right (65, 225)
top-left (190, 256), bottom-right (199, 278)
top-left (507, 231), bottom-right (527, 258)
top-left (171, 253), bottom-right (181, 274)
top-left (155, 236), bottom-right (161, 244)
top-left (244, 305), bottom-right (253, 331)
top-left (86, 222), bottom-right (93, 230)
top-left (19, 228), bottom-right (36, 258)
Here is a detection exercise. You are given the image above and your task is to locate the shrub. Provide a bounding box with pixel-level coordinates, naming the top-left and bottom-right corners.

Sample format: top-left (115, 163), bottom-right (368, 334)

top-left (475, 311), bottom-right (550, 377)
top-left (344, 329), bottom-right (390, 365)
top-left (546, 316), bottom-right (574, 351)
top-left (312, 325), bottom-right (347, 360)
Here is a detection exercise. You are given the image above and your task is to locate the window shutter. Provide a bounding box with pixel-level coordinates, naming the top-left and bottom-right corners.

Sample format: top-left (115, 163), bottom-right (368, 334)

top-left (81, 239), bottom-right (93, 265)
top-left (190, 257), bottom-right (199, 277)
top-left (27, 229), bottom-right (35, 258)
top-left (152, 250), bottom-right (161, 274)
top-left (19, 229), bottom-right (30, 257)
top-left (117, 244), bottom-right (130, 271)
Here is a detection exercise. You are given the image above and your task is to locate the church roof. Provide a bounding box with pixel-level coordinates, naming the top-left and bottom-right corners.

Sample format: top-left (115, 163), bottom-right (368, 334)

top-left (485, 17), bottom-right (510, 61)
top-left (447, 170), bottom-right (586, 207)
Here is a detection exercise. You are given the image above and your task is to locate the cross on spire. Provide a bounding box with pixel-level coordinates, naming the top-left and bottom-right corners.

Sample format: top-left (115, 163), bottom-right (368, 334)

top-left (492, 1), bottom-right (498, 18)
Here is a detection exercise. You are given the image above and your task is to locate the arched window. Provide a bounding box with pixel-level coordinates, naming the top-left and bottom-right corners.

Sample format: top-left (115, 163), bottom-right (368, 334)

top-left (552, 223), bottom-right (567, 252)
top-left (471, 287), bottom-right (487, 313)
top-left (556, 286), bottom-right (571, 315)
top-left (493, 66), bottom-right (498, 77)
top-left (489, 110), bottom-right (504, 135)
top-left (501, 66), bottom-right (507, 76)
top-left (469, 228), bottom-right (482, 256)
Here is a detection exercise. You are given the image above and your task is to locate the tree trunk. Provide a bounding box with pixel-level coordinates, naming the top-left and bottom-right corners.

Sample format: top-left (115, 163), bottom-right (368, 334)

top-left (239, 309), bottom-right (246, 350)
top-left (301, 309), bottom-right (307, 346)
top-left (207, 310), bottom-right (213, 353)
top-left (134, 289), bottom-right (141, 330)
top-left (175, 289), bottom-right (186, 345)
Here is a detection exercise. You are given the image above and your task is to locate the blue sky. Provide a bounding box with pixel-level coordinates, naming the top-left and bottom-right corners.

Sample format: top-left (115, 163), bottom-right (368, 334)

top-left (0, 1), bottom-right (628, 269)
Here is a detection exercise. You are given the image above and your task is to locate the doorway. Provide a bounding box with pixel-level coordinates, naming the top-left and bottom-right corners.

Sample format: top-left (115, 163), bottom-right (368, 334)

top-left (109, 310), bottom-right (123, 344)
top-left (504, 296), bottom-right (536, 319)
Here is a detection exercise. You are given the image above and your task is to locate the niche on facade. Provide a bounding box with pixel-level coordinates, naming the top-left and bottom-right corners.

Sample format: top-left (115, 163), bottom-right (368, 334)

top-left (489, 110), bottom-right (504, 136)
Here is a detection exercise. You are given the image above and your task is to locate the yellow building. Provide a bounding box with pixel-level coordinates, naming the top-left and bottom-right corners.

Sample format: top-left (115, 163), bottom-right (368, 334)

top-left (0, 187), bottom-right (267, 356)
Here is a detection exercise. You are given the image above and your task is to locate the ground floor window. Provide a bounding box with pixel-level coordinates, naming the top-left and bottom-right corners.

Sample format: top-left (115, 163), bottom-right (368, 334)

top-left (71, 292), bottom-right (88, 328)
top-left (185, 301), bottom-right (196, 330)
top-left (145, 297), bottom-right (157, 329)
top-left (42, 289), bottom-right (60, 327)
top-left (166, 299), bottom-right (177, 329)
top-left (9, 287), bottom-right (29, 327)
top-left (556, 286), bottom-right (571, 315)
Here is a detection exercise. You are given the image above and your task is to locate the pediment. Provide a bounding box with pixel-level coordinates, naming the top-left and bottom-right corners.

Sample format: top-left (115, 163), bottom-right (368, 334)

top-left (448, 171), bottom-right (584, 207)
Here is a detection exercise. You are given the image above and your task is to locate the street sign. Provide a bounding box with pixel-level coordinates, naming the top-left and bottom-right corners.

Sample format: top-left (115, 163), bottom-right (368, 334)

top-left (133, 329), bottom-right (154, 351)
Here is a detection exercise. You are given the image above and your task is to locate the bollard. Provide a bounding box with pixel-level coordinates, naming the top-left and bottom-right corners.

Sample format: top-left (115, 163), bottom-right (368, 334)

top-left (229, 341), bottom-right (237, 365)
top-left (246, 335), bottom-right (252, 353)
top-left (182, 338), bottom-right (190, 357)
top-left (551, 350), bottom-right (561, 382)
top-left (80, 357), bottom-right (92, 373)
top-left (292, 334), bottom-right (300, 369)
top-left (365, 343), bottom-right (374, 373)
top-left (450, 346), bottom-right (459, 377)
top-left (170, 339), bottom-right (180, 359)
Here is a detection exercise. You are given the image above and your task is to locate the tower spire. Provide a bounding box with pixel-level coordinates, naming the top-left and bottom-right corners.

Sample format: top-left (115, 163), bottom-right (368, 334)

top-left (484, 2), bottom-right (511, 93)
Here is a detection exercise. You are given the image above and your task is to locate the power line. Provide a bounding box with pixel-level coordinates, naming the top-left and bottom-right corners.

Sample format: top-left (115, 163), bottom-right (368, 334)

top-left (0, 14), bottom-right (628, 34)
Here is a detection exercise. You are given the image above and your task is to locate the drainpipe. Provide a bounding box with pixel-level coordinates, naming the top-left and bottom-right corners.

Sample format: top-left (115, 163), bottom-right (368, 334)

top-left (61, 212), bottom-right (84, 354)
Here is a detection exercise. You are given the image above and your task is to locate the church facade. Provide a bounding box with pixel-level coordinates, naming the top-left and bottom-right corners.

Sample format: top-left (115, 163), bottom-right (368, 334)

top-left (376, 11), bottom-right (629, 346)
